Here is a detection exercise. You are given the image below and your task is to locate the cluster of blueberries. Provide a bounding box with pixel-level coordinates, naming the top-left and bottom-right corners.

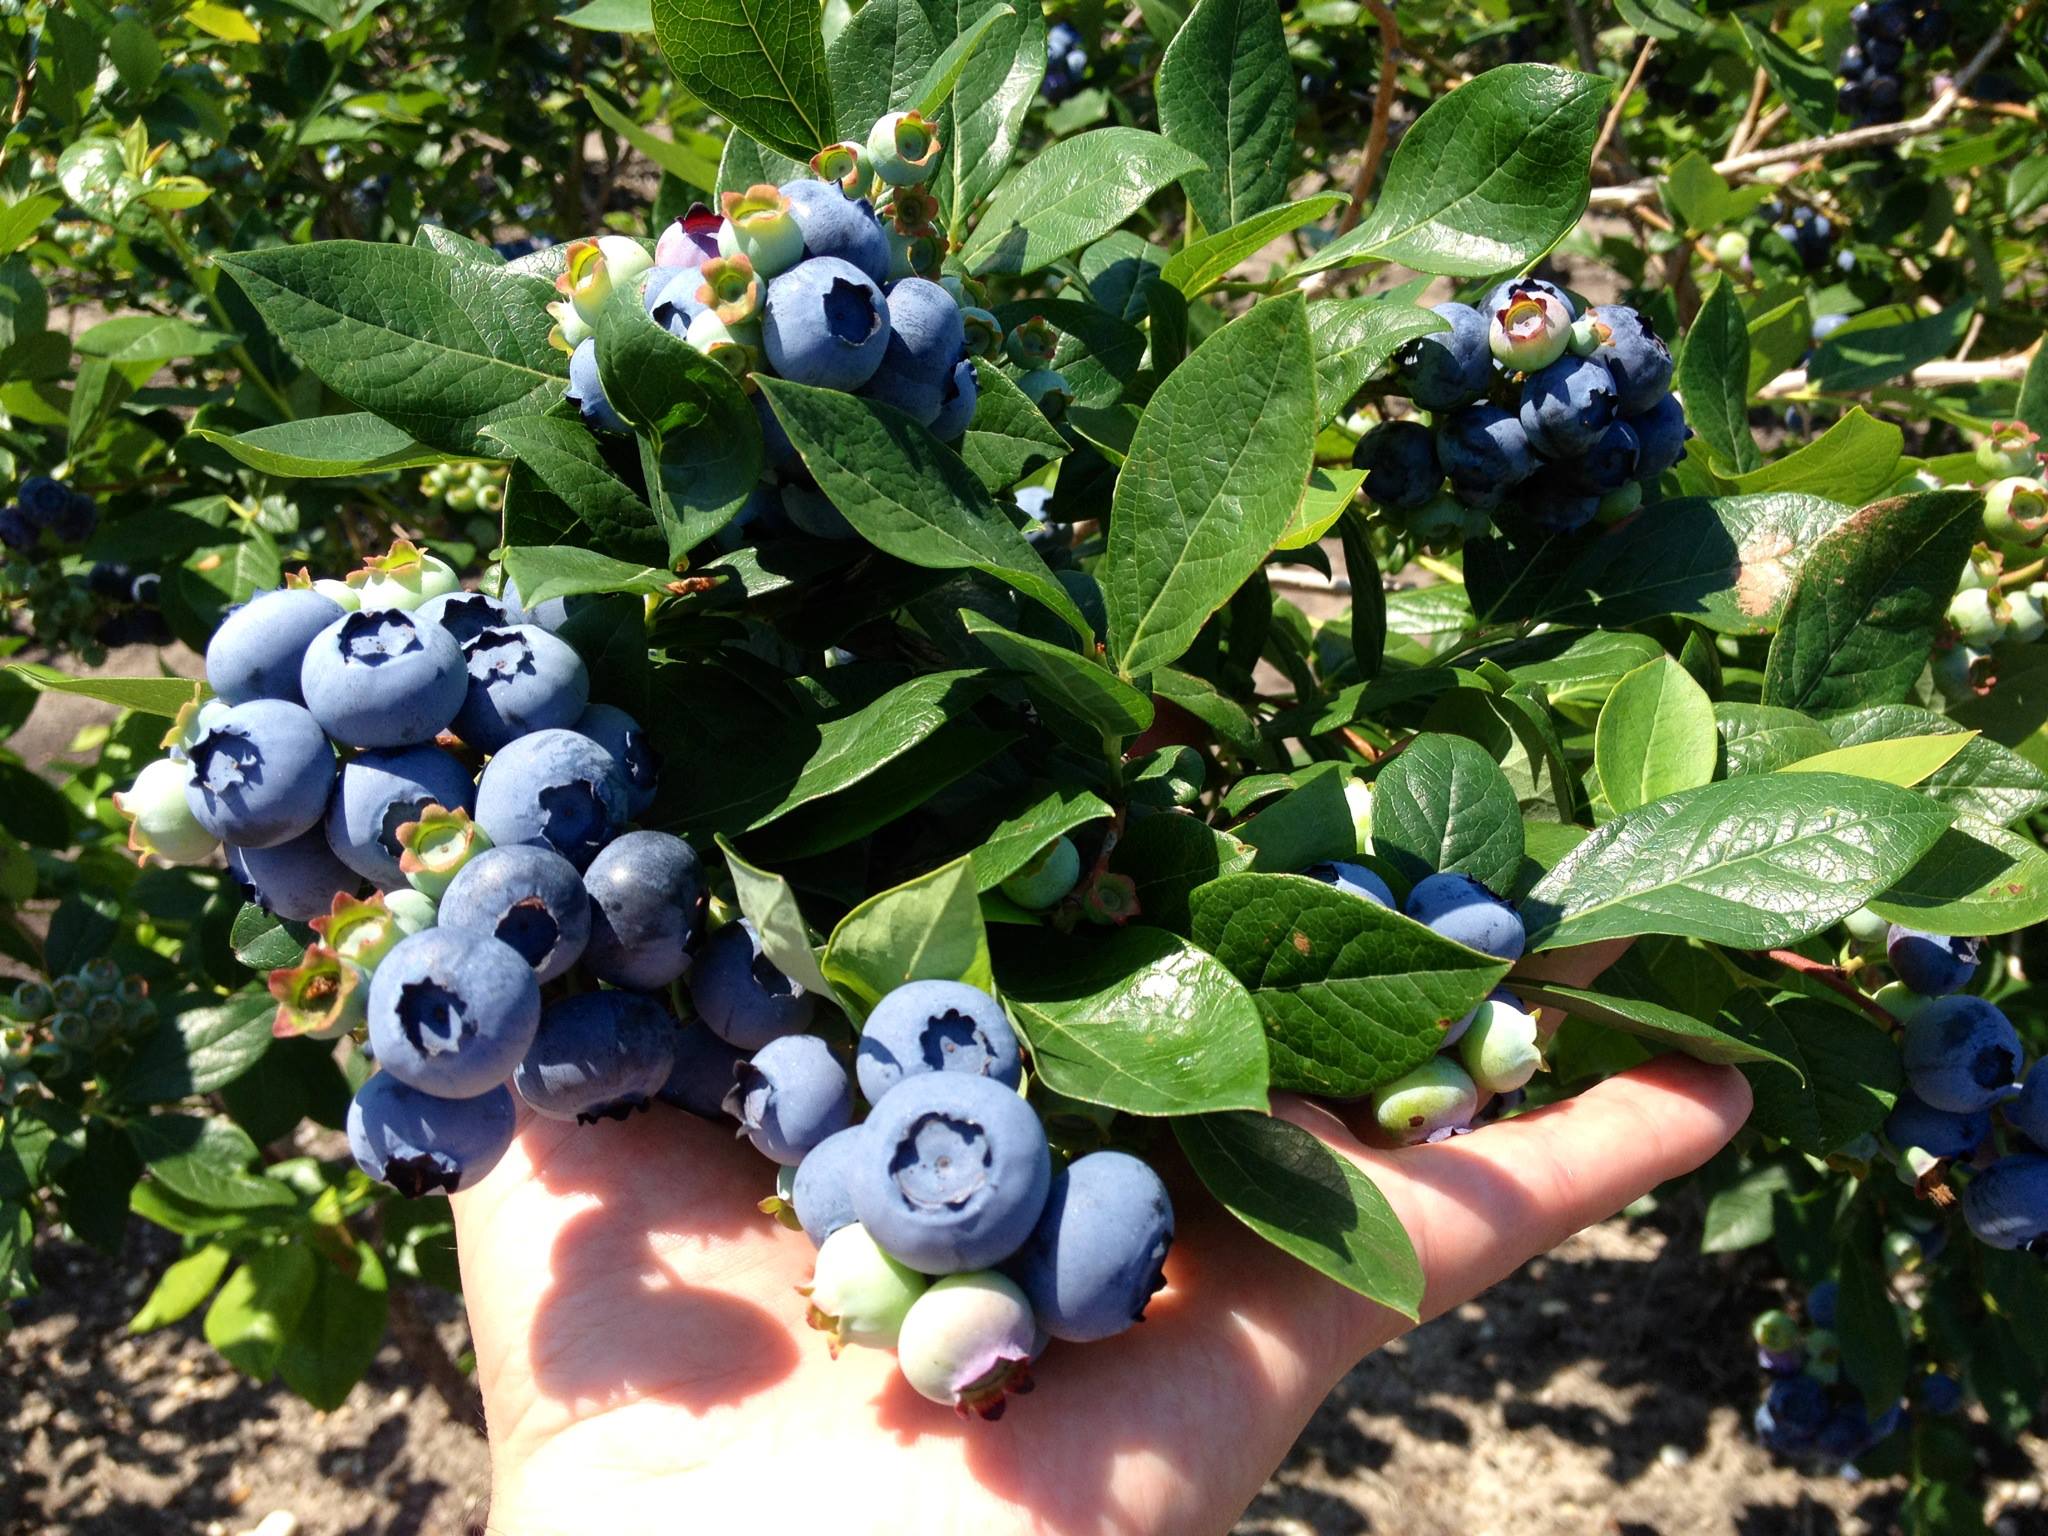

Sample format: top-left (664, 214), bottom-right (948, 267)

top-left (1837, 1), bottom-right (1948, 127)
top-left (1303, 861), bottom-right (1546, 1139)
top-left (1042, 20), bottom-right (1090, 104)
top-left (1935, 449), bottom-right (2048, 703)
top-left (85, 561), bottom-right (172, 649)
top-left (0, 474), bottom-right (97, 553)
top-left (1759, 200), bottom-right (1843, 274)
top-left (557, 110), bottom-right (1043, 544)
top-left (1352, 278), bottom-right (1692, 541)
top-left (0, 958), bottom-right (156, 1106)
top-left (0, 476), bottom-right (173, 657)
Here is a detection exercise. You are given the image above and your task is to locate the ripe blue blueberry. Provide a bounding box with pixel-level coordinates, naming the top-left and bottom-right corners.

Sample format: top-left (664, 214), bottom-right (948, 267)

top-left (1569, 419), bottom-right (1642, 493)
top-left (300, 608), bottom-right (467, 749)
top-left (860, 278), bottom-right (967, 425)
top-left (1919, 1371), bottom-right (1963, 1415)
top-left (325, 744), bottom-right (477, 890)
top-left (1583, 305), bottom-right (1674, 415)
top-left (689, 918), bottom-right (815, 1049)
top-left (725, 1032), bottom-right (854, 1166)
top-left (928, 358), bottom-right (979, 442)
top-left (472, 727), bottom-right (629, 871)
top-left (438, 844), bottom-right (591, 983)
top-left (856, 979), bottom-right (1024, 1104)
top-left (574, 702), bottom-right (659, 817)
top-left (792, 1123), bottom-right (869, 1246)
top-left (1961, 1153), bottom-right (2048, 1250)
top-left (453, 624), bottom-right (590, 753)
top-left (348, 1074), bottom-right (517, 1197)
top-left (183, 699), bottom-right (336, 848)
top-left (894, 1271), bottom-right (1041, 1417)
top-left (229, 825), bottom-right (363, 921)
top-left (1900, 995), bottom-right (2023, 1112)
top-left (1404, 871), bottom-right (1526, 962)
top-left (15, 474), bottom-right (71, 525)
top-left (1886, 925), bottom-right (1981, 996)
top-left (1397, 301), bottom-right (1492, 411)
top-left (849, 1070), bottom-right (1051, 1274)
top-left (206, 588), bottom-right (346, 705)
top-left (1518, 354), bottom-right (1619, 458)
top-left (658, 1022), bottom-right (747, 1119)
top-left (1760, 1373), bottom-right (1832, 1447)
top-left (366, 928), bottom-right (541, 1099)
top-left (567, 337), bottom-right (629, 433)
top-left (779, 179), bottom-right (891, 287)
top-left (515, 990), bottom-right (677, 1122)
top-left (2007, 1059), bottom-right (2048, 1150)
top-left (1807, 1279), bottom-right (1839, 1329)
top-left (1352, 420), bottom-right (1442, 509)
top-left (1628, 394), bottom-right (1692, 481)
top-left (1436, 404), bottom-right (1538, 495)
top-left (648, 265), bottom-right (708, 338)
top-left (582, 830), bottom-right (707, 991)
top-left (1006, 1150), bottom-right (1173, 1343)
top-left (762, 256), bottom-right (892, 392)
top-left (1304, 860), bottom-right (1394, 907)
top-left (1882, 1088), bottom-right (1990, 1160)
top-left (416, 589), bottom-right (522, 646)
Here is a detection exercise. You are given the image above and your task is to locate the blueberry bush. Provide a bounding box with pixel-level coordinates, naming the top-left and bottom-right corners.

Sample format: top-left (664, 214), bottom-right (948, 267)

top-left (5, 0), bottom-right (2048, 1523)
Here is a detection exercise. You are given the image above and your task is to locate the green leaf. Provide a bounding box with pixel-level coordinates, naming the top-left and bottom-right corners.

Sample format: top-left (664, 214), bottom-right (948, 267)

top-left (76, 315), bottom-right (238, 365)
top-left (930, 0), bottom-right (1045, 221)
top-left (1777, 732), bottom-right (1971, 787)
top-left (957, 364), bottom-right (1069, 491)
top-left (2, 663), bottom-right (202, 717)
top-left (1153, 0), bottom-right (1296, 231)
top-left (1276, 466), bottom-right (1365, 550)
top-left (205, 1245), bottom-right (317, 1380)
top-left (127, 1115), bottom-right (294, 1211)
top-left (1867, 815), bottom-right (2048, 936)
top-left (1736, 19), bottom-right (1837, 135)
top-left (1296, 65), bottom-right (1608, 278)
top-left (822, 855), bottom-right (992, 1021)
top-left (1190, 873), bottom-right (1509, 1098)
top-left (1515, 980), bottom-right (1792, 1068)
top-left (1823, 704), bottom-right (2048, 825)
top-left (999, 926), bottom-right (1269, 1114)
top-left (1723, 992), bottom-right (1901, 1157)
top-left (1658, 150), bottom-right (1771, 232)
top-left (563, 0), bottom-right (655, 28)
top-left (757, 377), bottom-right (1089, 640)
top-left (188, 414), bottom-right (444, 479)
top-left (719, 837), bottom-right (830, 994)
top-left (1495, 628), bottom-right (1666, 719)
top-left (1674, 279), bottom-right (1760, 473)
top-left (583, 85), bottom-right (718, 195)
top-left (650, 0), bottom-right (836, 163)
top-left (960, 610), bottom-right (1152, 748)
top-left (1162, 194), bottom-right (1346, 298)
top-left (1810, 304), bottom-right (1974, 394)
top-left (1835, 1250), bottom-right (1908, 1415)
top-left (1236, 770), bottom-right (1361, 874)
top-left (1700, 1162), bottom-right (1793, 1254)
top-left (129, 1243), bottom-right (233, 1333)
top-left (500, 546), bottom-right (675, 606)
top-left (957, 128), bottom-right (1205, 276)
top-left (1525, 772), bottom-right (1954, 951)
top-left (483, 415), bottom-right (664, 562)
top-left (912, 3), bottom-right (1013, 117)
top-left (1762, 490), bottom-right (1982, 714)
top-left (108, 992), bottom-right (274, 1104)
top-left (1723, 407), bottom-right (1901, 505)
top-left (1371, 734), bottom-right (1523, 892)
top-left (1594, 655), bottom-right (1716, 814)
top-left (969, 785), bottom-right (1112, 891)
top-left (1309, 296), bottom-right (1446, 423)
top-left (279, 1242), bottom-right (389, 1411)
top-left (1103, 294), bottom-right (1315, 677)
top-left (1107, 811), bottom-right (1255, 934)
top-left (236, 903), bottom-right (308, 972)
top-left (0, 194), bottom-right (62, 258)
top-left (1175, 1111), bottom-right (1422, 1318)
top-left (1717, 702), bottom-right (1838, 776)
top-left (215, 244), bottom-right (564, 457)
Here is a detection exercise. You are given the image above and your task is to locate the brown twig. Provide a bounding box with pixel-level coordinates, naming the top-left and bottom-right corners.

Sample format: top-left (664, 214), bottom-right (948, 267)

top-left (1340, 727), bottom-right (1381, 763)
top-left (1761, 949), bottom-right (1896, 1025)
top-left (1727, 65), bottom-right (1772, 158)
top-left (1335, 0), bottom-right (1401, 236)
top-left (1591, 38), bottom-right (1656, 172)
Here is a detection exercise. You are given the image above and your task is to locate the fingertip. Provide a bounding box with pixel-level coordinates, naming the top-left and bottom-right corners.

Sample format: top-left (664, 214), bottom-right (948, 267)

top-left (1593, 1053), bottom-right (1755, 1147)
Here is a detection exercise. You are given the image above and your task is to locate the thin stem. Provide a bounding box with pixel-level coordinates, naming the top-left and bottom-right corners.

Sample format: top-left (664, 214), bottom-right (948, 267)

top-left (1756, 344), bottom-right (2039, 399)
top-left (1727, 65), bottom-right (1772, 158)
top-left (148, 209), bottom-right (298, 419)
top-left (1591, 38), bottom-right (1656, 172)
top-left (1334, 0), bottom-right (1401, 237)
top-left (1762, 949), bottom-right (1895, 1025)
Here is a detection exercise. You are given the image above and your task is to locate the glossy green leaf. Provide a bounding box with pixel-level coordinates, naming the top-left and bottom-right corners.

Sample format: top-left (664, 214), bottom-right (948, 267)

top-left (127, 1114), bottom-right (294, 1211)
top-left (930, 0), bottom-right (1045, 219)
top-left (128, 1244), bottom-right (233, 1333)
top-left (1822, 704), bottom-right (2048, 825)
top-left (1675, 279), bottom-right (1760, 473)
top-left (719, 837), bottom-right (831, 994)
top-left (822, 855), bottom-right (992, 1020)
top-left (1516, 980), bottom-right (1792, 1069)
top-left (959, 610), bottom-right (1153, 747)
top-left (278, 1242), bottom-right (389, 1412)
top-left (970, 785), bottom-right (1112, 891)
top-left (958, 128), bottom-right (1204, 276)
top-left (583, 84), bottom-right (719, 194)
top-left (76, 315), bottom-right (238, 364)
top-left (1723, 992), bottom-right (1900, 1157)
top-left (1867, 815), bottom-right (2048, 936)
top-left (1154, 0), bottom-right (1296, 231)
top-left (1276, 467), bottom-right (1365, 549)
top-left (1724, 408), bottom-right (1901, 504)
top-left (651, 0), bottom-right (836, 163)
top-left (1108, 811), bottom-right (1255, 934)
top-left (956, 364), bottom-right (1069, 492)
top-left (1736, 19), bottom-right (1837, 135)
top-left (1716, 702), bottom-right (1839, 775)
top-left (1162, 194), bottom-right (1346, 298)
top-left (482, 415), bottom-right (665, 563)
top-left (1371, 734), bottom-right (1524, 892)
top-left (188, 414), bottom-right (444, 479)
top-left (500, 546), bottom-right (676, 606)
top-left (1237, 770), bottom-right (1360, 874)
top-left (109, 992), bottom-right (274, 1103)
top-left (1809, 304), bottom-right (1974, 394)
top-left (1309, 296), bottom-right (1446, 423)
top-left (205, 1245), bottom-right (317, 1380)
top-left (1776, 732), bottom-right (1971, 787)
top-left (1594, 655), bottom-right (1716, 813)
top-left (912, 3), bottom-right (1013, 116)
top-left (3, 664), bottom-right (203, 718)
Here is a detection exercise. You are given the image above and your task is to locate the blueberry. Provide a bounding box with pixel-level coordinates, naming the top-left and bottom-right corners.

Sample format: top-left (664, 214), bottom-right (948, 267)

top-left (802, 1222), bottom-right (928, 1352)
top-left (1885, 925), bottom-right (1981, 996)
top-left (0, 506), bottom-right (34, 551)
top-left (1627, 394), bottom-right (1692, 481)
top-left (1909, 6), bottom-right (1947, 47)
top-left (1371, 1056), bottom-right (1480, 1144)
top-left (87, 561), bottom-right (131, 599)
top-left (1883, 1088), bottom-right (1990, 1160)
top-left (859, 277), bottom-right (966, 425)
top-left (574, 703), bottom-right (660, 817)
top-left (1006, 1150), bottom-right (1172, 1343)
top-left (1961, 1153), bottom-right (2048, 1250)
top-left (1566, 418), bottom-right (1641, 493)
top-left (515, 990), bottom-right (677, 1122)
top-left (438, 844), bottom-right (591, 983)
top-left (183, 700), bottom-right (336, 849)
top-left (348, 1074), bottom-right (517, 1197)
top-left (1765, 1372), bottom-right (1832, 1441)
top-left (1901, 995), bottom-right (2022, 1112)
top-left (1583, 305), bottom-right (1673, 416)
top-left (999, 835), bottom-right (1081, 910)
top-left (1518, 354), bottom-right (1618, 458)
top-left (1304, 861), bottom-right (1394, 907)
top-left (850, 1071), bottom-right (1051, 1274)
top-left (855, 980), bottom-right (1023, 1106)
top-left (130, 572), bottom-right (161, 606)
top-left (206, 588), bottom-right (348, 706)
top-left (232, 825), bottom-right (364, 921)
top-left (300, 609), bottom-right (467, 749)
top-left (1404, 871), bottom-right (1525, 961)
top-left (648, 265), bottom-right (708, 338)
top-left (792, 1123), bottom-right (869, 1246)
top-left (472, 727), bottom-right (629, 871)
top-left (326, 744), bottom-right (477, 890)
top-left (1807, 1280), bottom-right (1839, 1329)
top-left (581, 830), bottom-right (707, 990)
top-left (1865, 0), bottom-right (1911, 40)
top-left (1352, 420), bottom-right (1441, 509)
top-left (657, 1022), bottom-right (748, 1119)
top-left (866, 110), bottom-right (941, 188)
top-left (365, 928), bottom-right (542, 1099)
top-left (1919, 1371), bottom-right (1963, 1415)
top-left (1397, 301), bottom-right (1492, 411)
top-left (567, 337), bottom-right (629, 434)
top-left (928, 358), bottom-right (979, 442)
top-left (689, 918), bottom-right (815, 1049)
top-left (725, 1032), bottom-right (854, 1165)
top-left (1436, 404), bottom-right (1538, 494)
top-left (894, 1270), bottom-right (1041, 1415)
top-left (1487, 281), bottom-right (1574, 371)
top-left (761, 256), bottom-right (891, 391)
top-left (416, 590), bottom-right (522, 646)
top-left (780, 179), bottom-right (892, 287)
top-left (452, 624), bottom-right (590, 753)
top-left (2007, 1058), bottom-right (2048, 1149)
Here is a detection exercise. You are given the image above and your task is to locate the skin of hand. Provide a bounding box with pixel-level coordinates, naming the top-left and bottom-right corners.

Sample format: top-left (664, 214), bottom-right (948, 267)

top-left (452, 1056), bottom-right (1750, 1536)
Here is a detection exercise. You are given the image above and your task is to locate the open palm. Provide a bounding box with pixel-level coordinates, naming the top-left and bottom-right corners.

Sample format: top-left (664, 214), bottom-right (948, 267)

top-left (453, 1057), bottom-right (1749, 1536)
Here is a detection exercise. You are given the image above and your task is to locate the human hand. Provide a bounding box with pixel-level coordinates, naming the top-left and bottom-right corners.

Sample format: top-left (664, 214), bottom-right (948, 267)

top-left (453, 1056), bottom-right (1750, 1536)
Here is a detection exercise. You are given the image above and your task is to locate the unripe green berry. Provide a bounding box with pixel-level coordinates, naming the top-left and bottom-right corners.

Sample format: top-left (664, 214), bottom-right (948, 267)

top-left (801, 1223), bottom-right (928, 1353)
top-left (1371, 1057), bottom-right (1479, 1144)
top-left (1872, 979), bottom-right (1931, 1023)
top-left (1457, 996), bottom-right (1543, 1094)
top-left (1947, 586), bottom-right (2003, 647)
top-left (1753, 1308), bottom-right (1798, 1353)
top-left (1000, 836), bottom-right (1082, 910)
top-left (1842, 905), bottom-right (1890, 944)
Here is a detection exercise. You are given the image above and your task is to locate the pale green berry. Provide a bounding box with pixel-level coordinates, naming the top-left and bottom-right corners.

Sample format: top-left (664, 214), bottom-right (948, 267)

top-left (894, 1270), bottom-right (1039, 1416)
top-left (1344, 779), bottom-right (1372, 856)
top-left (1872, 980), bottom-right (1932, 1023)
top-left (1000, 835), bottom-right (1082, 910)
top-left (1713, 230), bottom-right (1750, 267)
top-left (1371, 1057), bottom-right (1479, 1144)
top-left (312, 577), bottom-right (359, 611)
top-left (396, 805), bottom-right (492, 898)
top-left (1404, 492), bottom-right (1472, 546)
top-left (801, 1223), bottom-right (928, 1354)
top-left (866, 110), bottom-right (942, 187)
top-left (1596, 482), bottom-right (1643, 524)
top-left (2005, 587), bottom-right (2046, 644)
top-left (112, 757), bottom-right (218, 868)
top-left (1983, 476), bottom-right (2048, 550)
top-left (1975, 421), bottom-right (2042, 479)
top-left (686, 308), bottom-right (760, 373)
top-left (1882, 1230), bottom-right (1923, 1275)
top-left (1842, 905), bottom-right (1890, 944)
top-left (382, 888), bottom-right (438, 935)
top-left (1947, 586), bottom-right (2002, 647)
top-left (1932, 643), bottom-right (1993, 703)
top-left (1752, 1308), bottom-right (1798, 1353)
top-left (718, 185), bottom-right (804, 279)
top-left (1458, 996), bottom-right (1543, 1094)
top-left (352, 539), bottom-right (459, 611)
top-left (1803, 1327), bottom-right (1841, 1382)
